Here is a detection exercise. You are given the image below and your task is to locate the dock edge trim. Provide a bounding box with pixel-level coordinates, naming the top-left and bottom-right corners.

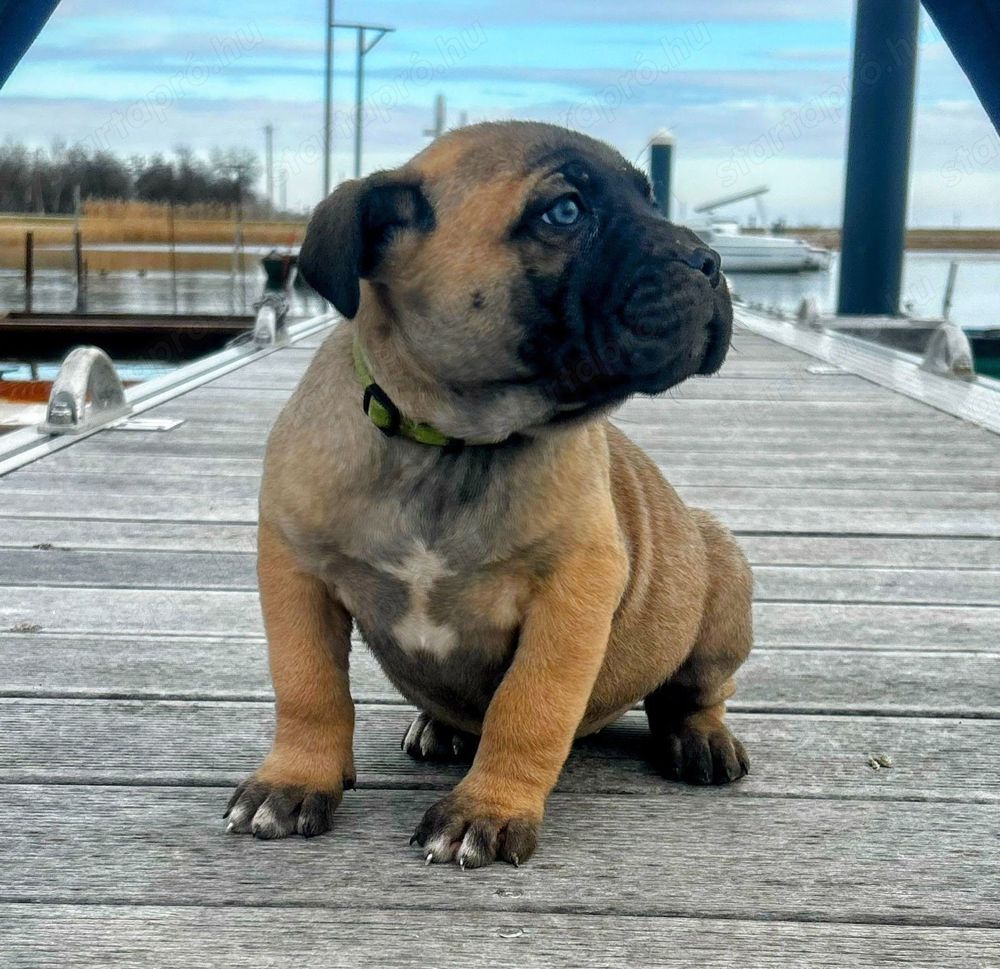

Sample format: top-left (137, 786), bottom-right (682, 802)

top-left (735, 308), bottom-right (1000, 436)
top-left (0, 312), bottom-right (336, 477)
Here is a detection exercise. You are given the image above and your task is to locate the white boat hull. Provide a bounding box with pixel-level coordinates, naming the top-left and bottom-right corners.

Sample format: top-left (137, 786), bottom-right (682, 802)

top-left (688, 221), bottom-right (832, 273)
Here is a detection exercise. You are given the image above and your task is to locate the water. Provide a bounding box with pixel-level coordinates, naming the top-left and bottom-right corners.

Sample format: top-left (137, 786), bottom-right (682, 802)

top-left (727, 251), bottom-right (1000, 330)
top-left (6, 252), bottom-right (996, 328)
top-left (1, 253), bottom-right (997, 381)
top-left (0, 267), bottom-right (329, 381)
top-left (0, 267), bottom-right (327, 320)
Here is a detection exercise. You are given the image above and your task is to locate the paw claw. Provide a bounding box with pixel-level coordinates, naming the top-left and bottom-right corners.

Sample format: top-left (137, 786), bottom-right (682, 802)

top-left (402, 714), bottom-right (477, 763)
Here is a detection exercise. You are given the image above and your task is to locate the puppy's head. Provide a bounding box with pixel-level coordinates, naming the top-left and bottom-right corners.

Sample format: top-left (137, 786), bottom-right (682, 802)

top-left (299, 122), bottom-right (731, 436)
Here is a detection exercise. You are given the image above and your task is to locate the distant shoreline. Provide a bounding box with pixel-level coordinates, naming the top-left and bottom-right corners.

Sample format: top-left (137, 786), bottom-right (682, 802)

top-left (2, 212), bottom-right (999, 272)
top-left (746, 227), bottom-right (1000, 253)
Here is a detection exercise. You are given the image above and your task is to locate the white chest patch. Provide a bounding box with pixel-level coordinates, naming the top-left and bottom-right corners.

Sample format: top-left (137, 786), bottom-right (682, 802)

top-left (379, 542), bottom-right (459, 659)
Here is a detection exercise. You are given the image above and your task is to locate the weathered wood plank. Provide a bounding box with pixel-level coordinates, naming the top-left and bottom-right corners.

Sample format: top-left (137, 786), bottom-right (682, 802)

top-left (738, 535), bottom-right (1000, 569)
top-left (3, 587), bottom-right (994, 649)
top-left (18, 456), bottom-right (1000, 494)
top-left (3, 474), bottom-right (261, 499)
top-left (4, 489), bottom-right (998, 537)
top-left (667, 377), bottom-right (900, 401)
top-left (5, 905), bottom-right (997, 969)
top-left (2, 631), bottom-right (996, 715)
top-left (0, 518), bottom-right (259, 552)
top-left (715, 509), bottom-right (1000, 537)
top-left (752, 565), bottom-right (1000, 606)
top-left (2, 518), bottom-right (997, 570)
top-left (57, 436), bottom-right (999, 478)
top-left (8, 473), bottom-right (1000, 516)
top-left (1, 699), bottom-right (997, 801)
top-left (3, 785), bottom-right (997, 927)
top-left (0, 549), bottom-right (255, 590)
top-left (689, 488), bottom-right (1000, 512)
top-left (755, 601), bottom-right (999, 649)
top-left (86, 408), bottom-right (992, 447)
top-left (3, 549), bottom-right (997, 607)
top-left (153, 396), bottom-right (939, 424)
top-left (15, 452), bottom-right (267, 476)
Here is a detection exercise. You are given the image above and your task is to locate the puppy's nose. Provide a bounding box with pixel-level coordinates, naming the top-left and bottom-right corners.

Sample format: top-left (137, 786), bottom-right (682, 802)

top-left (685, 247), bottom-right (721, 288)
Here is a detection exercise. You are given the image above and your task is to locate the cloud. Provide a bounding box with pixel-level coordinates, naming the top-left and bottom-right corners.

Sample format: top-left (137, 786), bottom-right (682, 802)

top-left (49, 0), bottom-right (850, 27)
top-left (763, 47), bottom-right (849, 64)
top-left (3, 0), bottom-right (997, 226)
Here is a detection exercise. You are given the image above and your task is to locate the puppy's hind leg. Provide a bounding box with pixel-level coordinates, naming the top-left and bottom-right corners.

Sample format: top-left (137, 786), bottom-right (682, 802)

top-left (402, 712), bottom-right (479, 763)
top-left (646, 511), bottom-right (753, 785)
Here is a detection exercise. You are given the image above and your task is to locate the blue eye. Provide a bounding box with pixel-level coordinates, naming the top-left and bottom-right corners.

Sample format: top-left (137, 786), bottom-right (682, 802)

top-left (541, 196), bottom-right (582, 226)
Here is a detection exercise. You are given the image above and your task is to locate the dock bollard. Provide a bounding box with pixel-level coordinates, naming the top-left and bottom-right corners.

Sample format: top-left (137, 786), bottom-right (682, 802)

top-left (38, 346), bottom-right (131, 435)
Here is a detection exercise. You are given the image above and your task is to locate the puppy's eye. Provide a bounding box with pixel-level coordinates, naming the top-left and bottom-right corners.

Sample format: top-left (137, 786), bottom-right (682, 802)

top-left (541, 196), bottom-right (582, 226)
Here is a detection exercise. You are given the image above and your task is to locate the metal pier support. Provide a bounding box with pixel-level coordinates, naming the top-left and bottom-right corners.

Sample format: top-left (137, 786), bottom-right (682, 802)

top-left (837, 0), bottom-right (920, 317)
top-left (649, 130), bottom-right (674, 220)
top-left (253, 295), bottom-right (290, 347)
top-left (921, 323), bottom-right (975, 380)
top-left (253, 251), bottom-right (298, 346)
top-left (39, 347), bottom-right (131, 435)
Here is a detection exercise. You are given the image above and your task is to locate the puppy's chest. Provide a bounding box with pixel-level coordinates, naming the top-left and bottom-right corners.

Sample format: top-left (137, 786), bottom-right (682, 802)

top-left (307, 526), bottom-right (536, 664)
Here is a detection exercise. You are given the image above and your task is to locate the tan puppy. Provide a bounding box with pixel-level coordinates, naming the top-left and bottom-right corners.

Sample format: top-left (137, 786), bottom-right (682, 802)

top-left (225, 122), bottom-right (753, 868)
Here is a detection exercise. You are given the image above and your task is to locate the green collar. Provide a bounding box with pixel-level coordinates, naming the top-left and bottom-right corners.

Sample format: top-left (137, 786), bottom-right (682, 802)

top-left (353, 339), bottom-right (460, 448)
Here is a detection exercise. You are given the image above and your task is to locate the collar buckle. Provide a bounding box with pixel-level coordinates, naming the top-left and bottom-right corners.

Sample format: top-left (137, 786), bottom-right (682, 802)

top-left (362, 382), bottom-right (401, 437)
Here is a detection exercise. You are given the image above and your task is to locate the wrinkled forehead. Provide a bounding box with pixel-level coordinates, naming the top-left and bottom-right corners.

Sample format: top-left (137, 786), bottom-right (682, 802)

top-left (404, 122), bottom-right (645, 220)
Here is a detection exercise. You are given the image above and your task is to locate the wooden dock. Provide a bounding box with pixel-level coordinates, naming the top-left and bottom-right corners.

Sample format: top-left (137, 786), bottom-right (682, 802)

top-left (1, 316), bottom-right (998, 967)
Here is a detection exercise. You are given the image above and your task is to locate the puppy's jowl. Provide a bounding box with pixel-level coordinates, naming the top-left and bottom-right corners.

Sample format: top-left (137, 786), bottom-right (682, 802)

top-left (225, 122), bottom-right (753, 868)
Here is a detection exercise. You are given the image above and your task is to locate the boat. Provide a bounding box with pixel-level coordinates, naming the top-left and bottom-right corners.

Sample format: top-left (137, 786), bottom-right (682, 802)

top-left (691, 220), bottom-right (832, 273)
top-left (686, 185), bottom-right (832, 274)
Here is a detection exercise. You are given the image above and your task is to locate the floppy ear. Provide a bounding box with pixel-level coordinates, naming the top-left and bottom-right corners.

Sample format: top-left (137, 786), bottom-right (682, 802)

top-left (297, 175), bottom-right (433, 319)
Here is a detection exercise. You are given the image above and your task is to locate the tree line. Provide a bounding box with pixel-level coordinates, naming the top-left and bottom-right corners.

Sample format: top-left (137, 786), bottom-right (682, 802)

top-left (0, 142), bottom-right (261, 214)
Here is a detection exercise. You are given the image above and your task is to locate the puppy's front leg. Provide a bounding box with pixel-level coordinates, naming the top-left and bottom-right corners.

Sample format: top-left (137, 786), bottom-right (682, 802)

top-left (413, 540), bottom-right (627, 868)
top-left (225, 519), bottom-right (356, 839)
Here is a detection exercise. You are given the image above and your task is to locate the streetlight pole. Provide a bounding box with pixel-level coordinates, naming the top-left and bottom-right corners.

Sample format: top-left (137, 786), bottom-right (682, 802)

top-left (355, 27), bottom-right (364, 180)
top-left (324, 21), bottom-right (393, 184)
top-left (264, 123), bottom-right (274, 213)
top-left (332, 23), bottom-right (393, 179)
top-left (322, 0), bottom-right (334, 197)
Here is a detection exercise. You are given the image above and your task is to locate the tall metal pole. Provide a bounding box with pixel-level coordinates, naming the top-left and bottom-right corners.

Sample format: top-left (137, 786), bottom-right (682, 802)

top-left (330, 22), bottom-right (392, 183)
top-left (837, 0), bottom-right (920, 317)
top-left (354, 28), bottom-right (364, 179)
top-left (424, 94), bottom-right (446, 139)
top-left (322, 0), bottom-right (334, 196)
top-left (264, 123), bottom-right (274, 212)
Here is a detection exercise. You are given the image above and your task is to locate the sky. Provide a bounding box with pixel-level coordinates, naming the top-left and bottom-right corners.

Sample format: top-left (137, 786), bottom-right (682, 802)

top-left (3, 0), bottom-right (999, 226)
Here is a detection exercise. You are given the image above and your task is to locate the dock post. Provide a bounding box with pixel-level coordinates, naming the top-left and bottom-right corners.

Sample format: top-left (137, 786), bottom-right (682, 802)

top-left (837, 0), bottom-right (920, 317)
top-left (168, 203), bottom-right (178, 315)
top-left (73, 229), bottom-right (87, 313)
top-left (649, 130), bottom-right (674, 220)
top-left (24, 231), bottom-right (33, 313)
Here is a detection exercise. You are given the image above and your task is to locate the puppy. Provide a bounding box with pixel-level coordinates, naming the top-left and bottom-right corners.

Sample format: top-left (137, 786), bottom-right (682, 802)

top-left (225, 121), bottom-right (753, 868)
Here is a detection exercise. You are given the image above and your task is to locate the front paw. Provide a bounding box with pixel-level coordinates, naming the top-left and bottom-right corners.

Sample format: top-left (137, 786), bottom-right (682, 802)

top-left (224, 772), bottom-right (353, 839)
top-left (411, 790), bottom-right (541, 869)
